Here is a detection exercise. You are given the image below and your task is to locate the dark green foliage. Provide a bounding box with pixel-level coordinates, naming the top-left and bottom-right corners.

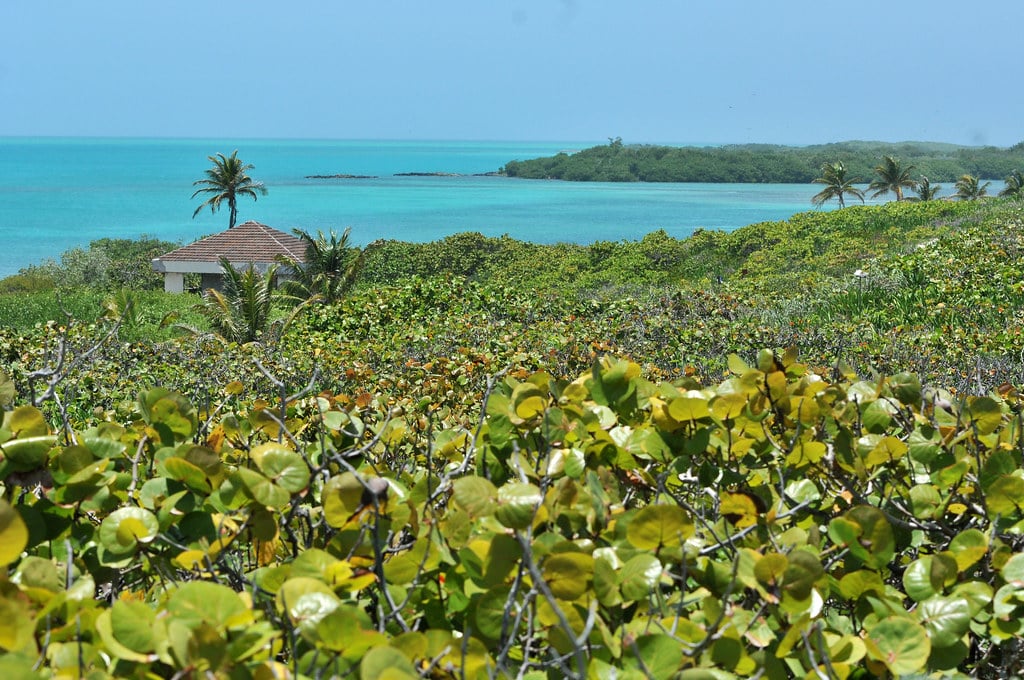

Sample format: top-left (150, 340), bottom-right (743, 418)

top-left (503, 139), bottom-right (1024, 184)
top-left (0, 236), bottom-right (182, 293)
top-left (277, 227), bottom-right (364, 305)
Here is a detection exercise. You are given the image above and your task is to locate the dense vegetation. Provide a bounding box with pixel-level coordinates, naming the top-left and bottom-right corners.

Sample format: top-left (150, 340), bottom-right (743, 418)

top-left (3, 196), bottom-right (1024, 677)
top-left (501, 138), bottom-right (1024, 184)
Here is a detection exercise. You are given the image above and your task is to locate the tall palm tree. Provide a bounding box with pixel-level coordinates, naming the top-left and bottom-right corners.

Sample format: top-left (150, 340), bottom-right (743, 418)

top-left (192, 151), bottom-right (268, 229)
top-left (198, 258), bottom-right (278, 343)
top-left (868, 155), bottom-right (917, 202)
top-left (277, 227), bottom-right (364, 305)
top-left (999, 169), bottom-right (1024, 198)
top-left (954, 174), bottom-right (990, 201)
top-left (909, 176), bottom-right (942, 202)
top-left (812, 161), bottom-right (865, 209)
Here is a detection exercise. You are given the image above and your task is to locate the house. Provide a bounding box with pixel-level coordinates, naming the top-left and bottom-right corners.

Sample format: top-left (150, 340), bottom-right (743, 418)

top-left (152, 221), bottom-right (307, 293)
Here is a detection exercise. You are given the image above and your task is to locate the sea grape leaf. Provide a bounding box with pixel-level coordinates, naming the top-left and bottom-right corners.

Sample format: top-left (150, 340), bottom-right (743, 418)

top-left (255, 446), bottom-right (309, 493)
top-left (5, 405), bottom-right (48, 437)
top-left (322, 472), bottom-right (368, 527)
top-left (949, 529), bottom-right (988, 572)
top-left (985, 475), bottom-right (1024, 518)
top-left (166, 580), bottom-right (249, 631)
top-left (473, 585), bottom-right (512, 640)
top-left (626, 504), bottom-right (693, 550)
top-left (903, 556), bottom-right (943, 602)
top-left (0, 435), bottom-right (56, 471)
top-left (918, 596), bottom-right (970, 648)
top-left (110, 599), bottom-right (159, 653)
top-left (495, 482), bottom-right (541, 529)
top-left (452, 476), bottom-right (498, 518)
top-left (233, 466), bottom-right (289, 510)
top-left (542, 552), bottom-right (593, 601)
top-left (619, 553), bottom-right (662, 603)
top-left (359, 645), bottom-right (419, 680)
top-left (967, 396), bottom-right (1003, 435)
top-left (98, 506), bottom-right (158, 556)
top-left (783, 550), bottom-right (823, 601)
top-left (0, 499), bottom-right (29, 567)
top-left (863, 617), bottom-right (930, 676)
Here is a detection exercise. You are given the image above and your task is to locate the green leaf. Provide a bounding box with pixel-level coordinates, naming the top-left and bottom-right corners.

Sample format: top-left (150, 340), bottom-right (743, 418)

top-left (95, 609), bottom-right (154, 663)
top-left (619, 553), bottom-right (662, 603)
top-left (473, 585), bottom-right (512, 640)
top-left (949, 529), bottom-right (988, 572)
top-left (623, 633), bottom-right (684, 680)
top-left (162, 456), bottom-right (212, 493)
top-left (290, 591), bottom-right (341, 642)
top-left (842, 506), bottom-right (895, 570)
top-left (5, 405), bottom-right (48, 437)
top-left (0, 435), bottom-right (56, 471)
top-left (111, 600), bottom-right (158, 653)
top-left (452, 476), bottom-right (498, 517)
top-left (985, 475), bottom-right (1024, 518)
top-left (512, 383), bottom-right (547, 421)
top-left (233, 466), bottom-right (289, 509)
top-left (0, 499), bottom-right (28, 567)
top-left (360, 645), bottom-right (419, 680)
top-left (166, 581), bottom-right (248, 631)
top-left (494, 482), bottom-right (541, 529)
top-left (890, 372), bottom-right (921, 405)
top-left (593, 553), bottom-right (621, 606)
top-left (903, 556), bottom-right (943, 602)
top-left (322, 472), bottom-right (368, 527)
top-left (543, 552), bottom-right (594, 600)
top-left (626, 504), bottom-right (693, 550)
top-left (13, 556), bottom-right (61, 591)
top-left (908, 484), bottom-right (942, 520)
top-left (668, 396), bottom-right (710, 422)
top-left (967, 396), bottom-right (1003, 435)
top-left (754, 552), bottom-right (788, 587)
top-left (783, 549), bottom-right (823, 601)
top-left (480, 534), bottom-right (521, 587)
top-left (277, 577), bottom-right (338, 618)
top-left (864, 616), bottom-right (930, 676)
top-left (918, 596), bottom-right (970, 648)
top-left (1001, 552), bottom-right (1024, 587)
top-left (254, 445), bottom-right (309, 493)
top-left (98, 506), bottom-right (159, 556)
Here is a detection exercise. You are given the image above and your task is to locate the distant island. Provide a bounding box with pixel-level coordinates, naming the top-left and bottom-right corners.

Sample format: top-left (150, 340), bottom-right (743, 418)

top-left (500, 138), bottom-right (1024, 183)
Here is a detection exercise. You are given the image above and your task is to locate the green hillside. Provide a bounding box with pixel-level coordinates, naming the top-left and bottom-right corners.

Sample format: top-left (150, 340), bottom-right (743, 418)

top-left (3, 197), bottom-right (1024, 677)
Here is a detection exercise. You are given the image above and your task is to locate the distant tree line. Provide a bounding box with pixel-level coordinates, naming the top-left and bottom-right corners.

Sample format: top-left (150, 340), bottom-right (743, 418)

top-left (501, 139), bottom-right (1024, 183)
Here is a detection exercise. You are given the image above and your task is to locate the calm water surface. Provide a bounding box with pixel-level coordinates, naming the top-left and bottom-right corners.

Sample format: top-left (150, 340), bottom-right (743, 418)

top-left (0, 138), bottom-right (880, 278)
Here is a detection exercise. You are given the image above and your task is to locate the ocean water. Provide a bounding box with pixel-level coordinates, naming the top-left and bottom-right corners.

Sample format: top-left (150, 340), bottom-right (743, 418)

top-left (1, 137), bottom-right (867, 279)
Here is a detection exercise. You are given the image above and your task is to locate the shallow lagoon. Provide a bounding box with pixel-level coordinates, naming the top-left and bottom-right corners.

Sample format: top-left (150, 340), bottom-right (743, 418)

top-left (0, 138), bottom-right (910, 277)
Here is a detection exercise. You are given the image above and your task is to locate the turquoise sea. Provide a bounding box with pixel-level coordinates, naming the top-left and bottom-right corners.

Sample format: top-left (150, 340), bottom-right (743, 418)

top-left (1, 138), bottom-right (887, 279)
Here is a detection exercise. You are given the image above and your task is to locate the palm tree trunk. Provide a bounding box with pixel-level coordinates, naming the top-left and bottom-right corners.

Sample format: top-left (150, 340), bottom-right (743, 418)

top-left (229, 195), bottom-right (237, 228)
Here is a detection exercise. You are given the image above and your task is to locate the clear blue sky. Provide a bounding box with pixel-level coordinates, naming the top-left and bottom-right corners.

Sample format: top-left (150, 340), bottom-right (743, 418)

top-left (2, 1), bottom-right (1021, 146)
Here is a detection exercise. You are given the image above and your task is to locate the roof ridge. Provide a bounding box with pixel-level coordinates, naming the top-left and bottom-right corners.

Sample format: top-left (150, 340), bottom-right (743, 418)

top-left (259, 223), bottom-right (305, 261)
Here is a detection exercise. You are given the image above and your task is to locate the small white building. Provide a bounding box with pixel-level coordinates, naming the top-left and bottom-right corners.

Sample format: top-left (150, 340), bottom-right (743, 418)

top-left (152, 221), bottom-right (307, 293)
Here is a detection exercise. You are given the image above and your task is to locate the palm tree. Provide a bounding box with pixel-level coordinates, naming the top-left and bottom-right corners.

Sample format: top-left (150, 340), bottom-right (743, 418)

top-left (999, 169), bottom-right (1024, 198)
top-left (812, 161), bottom-right (865, 208)
top-left (198, 258), bottom-right (278, 343)
top-left (909, 176), bottom-right (942, 202)
top-left (954, 174), bottom-right (990, 201)
top-left (277, 227), bottom-right (364, 305)
top-left (868, 155), bottom-right (917, 202)
top-left (192, 151), bottom-right (268, 229)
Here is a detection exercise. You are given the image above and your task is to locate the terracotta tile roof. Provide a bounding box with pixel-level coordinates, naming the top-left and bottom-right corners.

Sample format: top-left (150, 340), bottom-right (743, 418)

top-left (155, 221), bottom-right (307, 264)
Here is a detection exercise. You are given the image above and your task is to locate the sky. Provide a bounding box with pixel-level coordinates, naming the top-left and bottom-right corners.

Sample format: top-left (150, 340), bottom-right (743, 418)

top-left (2, 1), bottom-right (1021, 146)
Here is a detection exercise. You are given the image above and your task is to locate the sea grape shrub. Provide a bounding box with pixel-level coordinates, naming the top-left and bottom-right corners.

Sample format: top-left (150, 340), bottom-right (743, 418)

top-left (2, 351), bottom-right (1024, 677)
